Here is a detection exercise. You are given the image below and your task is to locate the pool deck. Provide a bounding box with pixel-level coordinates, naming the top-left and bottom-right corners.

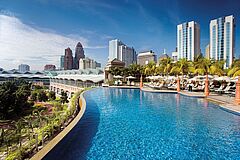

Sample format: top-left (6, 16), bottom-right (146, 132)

top-left (141, 87), bottom-right (240, 115)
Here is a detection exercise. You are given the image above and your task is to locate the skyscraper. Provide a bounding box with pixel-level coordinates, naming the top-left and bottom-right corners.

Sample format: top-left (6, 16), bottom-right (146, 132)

top-left (64, 47), bottom-right (73, 70)
top-left (177, 21), bottom-right (200, 61)
top-left (74, 42), bottom-right (85, 69)
top-left (60, 55), bottom-right (64, 70)
top-left (210, 15), bottom-right (235, 68)
top-left (205, 44), bottom-right (210, 59)
top-left (18, 64), bottom-right (30, 72)
top-left (108, 39), bottom-right (136, 67)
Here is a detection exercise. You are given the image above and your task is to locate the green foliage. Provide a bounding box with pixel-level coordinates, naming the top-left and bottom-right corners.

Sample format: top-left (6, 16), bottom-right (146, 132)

top-left (0, 80), bottom-right (31, 119)
top-left (37, 90), bottom-right (48, 102)
top-left (60, 91), bottom-right (68, 104)
top-left (48, 91), bottom-right (56, 101)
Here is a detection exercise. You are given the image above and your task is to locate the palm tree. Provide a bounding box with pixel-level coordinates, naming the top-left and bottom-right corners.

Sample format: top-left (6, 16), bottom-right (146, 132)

top-left (209, 60), bottom-right (224, 76)
top-left (170, 58), bottom-right (189, 77)
top-left (159, 57), bottom-right (172, 76)
top-left (22, 115), bottom-right (33, 140)
top-left (228, 59), bottom-right (240, 77)
top-left (193, 57), bottom-right (211, 75)
top-left (15, 119), bottom-right (24, 148)
top-left (128, 64), bottom-right (142, 79)
top-left (144, 61), bottom-right (156, 76)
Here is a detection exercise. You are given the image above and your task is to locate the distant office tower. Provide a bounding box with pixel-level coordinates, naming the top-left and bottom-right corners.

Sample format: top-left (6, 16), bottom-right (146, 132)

top-left (60, 55), bottom-right (64, 70)
top-left (79, 57), bottom-right (101, 69)
top-left (18, 64), bottom-right (30, 72)
top-left (74, 42), bottom-right (85, 69)
top-left (210, 15), bottom-right (235, 68)
top-left (109, 39), bottom-right (136, 67)
top-left (137, 50), bottom-right (157, 66)
top-left (177, 21), bottom-right (200, 61)
top-left (96, 62), bottom-right (101, 68)
top-left (64, 47), bottom-right (73, 70)
top-left (44, 64), bottom-right (56, 71)
top-left (172, 51), bottom-right (178, 62)
top-left (205, 44), bottom-right (210, 59)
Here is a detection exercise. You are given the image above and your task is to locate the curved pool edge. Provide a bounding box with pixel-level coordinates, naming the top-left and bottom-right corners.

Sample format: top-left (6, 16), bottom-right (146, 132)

top-left (31, 91), bottom-right (87, 160)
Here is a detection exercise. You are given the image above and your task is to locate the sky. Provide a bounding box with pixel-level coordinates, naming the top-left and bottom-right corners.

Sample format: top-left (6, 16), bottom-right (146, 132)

top-left (0, 0), bottom-right (240, 70)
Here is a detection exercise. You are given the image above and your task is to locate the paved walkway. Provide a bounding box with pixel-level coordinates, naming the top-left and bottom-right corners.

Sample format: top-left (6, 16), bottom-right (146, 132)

top-left (142, 87), bottom-right (240, 114)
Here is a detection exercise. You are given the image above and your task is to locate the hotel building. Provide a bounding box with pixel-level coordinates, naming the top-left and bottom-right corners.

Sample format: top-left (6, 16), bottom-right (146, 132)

top-left (177, 21), bottom-right (200, 61)
top-left (210, 15), bottom-right (235, 68)
top-left (109, 39), bottom-right (137, 67)
top-left (137, 50), bottom-right (157, 66)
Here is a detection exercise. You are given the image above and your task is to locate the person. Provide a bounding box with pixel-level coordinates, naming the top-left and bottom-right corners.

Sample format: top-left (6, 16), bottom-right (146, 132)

top-left (188, 81), bottom-right (193, 92)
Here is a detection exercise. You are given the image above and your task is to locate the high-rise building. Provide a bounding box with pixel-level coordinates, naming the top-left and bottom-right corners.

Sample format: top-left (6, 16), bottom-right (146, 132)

top-left (210, 15), bottom-right (235, 68)
top-left (108, 39), bottom-right (136, 67)
top-left (205, 44), bottom-right (210, 59)
top-left (137, 50), bottom-right (157, 66)
top-left (44, 64), bottom-right (56, 71)
top-left (79, 57), bottom-right (101, 70)
top-left (172, 51), bottom-right (178, 62)
top-left (18, 64), bottom-right (30, 72)
top-left (74, 42), bottom-right (85, 69)
top-left (177, 21), bottom-right (200, 61)
top-left (60, 55), bottom-right (64, 70)
top-left (64, 47), bottom-right (73, 70)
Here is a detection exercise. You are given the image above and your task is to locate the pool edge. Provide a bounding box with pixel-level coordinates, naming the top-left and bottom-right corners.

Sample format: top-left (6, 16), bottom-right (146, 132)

top-left (141, 88), bottom-right (240, 115)
top-left (30, 91), bottom-right (87, 160)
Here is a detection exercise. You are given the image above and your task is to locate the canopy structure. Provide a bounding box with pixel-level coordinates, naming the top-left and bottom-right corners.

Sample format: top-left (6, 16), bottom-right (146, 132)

top-left (53, 74), bottom-right (104, 83)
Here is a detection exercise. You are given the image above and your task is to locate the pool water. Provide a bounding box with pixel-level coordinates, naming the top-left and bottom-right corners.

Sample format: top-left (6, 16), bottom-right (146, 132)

top-left (44, 88), bottom-right (240, 160)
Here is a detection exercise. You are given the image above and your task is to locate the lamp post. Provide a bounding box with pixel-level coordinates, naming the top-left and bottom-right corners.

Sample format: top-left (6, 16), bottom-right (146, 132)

top-left (205, 74), bottom-right (210, 96)
top-left (140, 75), bottom-right (143, 89)
top-left (235, 76), bottom-right (240, 104)
top-left (177, 77), bottom-right (180, 92)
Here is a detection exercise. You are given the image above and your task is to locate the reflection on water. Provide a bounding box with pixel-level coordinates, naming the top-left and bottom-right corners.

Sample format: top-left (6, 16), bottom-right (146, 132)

top-left (44, 88), bottom-right (240, 160)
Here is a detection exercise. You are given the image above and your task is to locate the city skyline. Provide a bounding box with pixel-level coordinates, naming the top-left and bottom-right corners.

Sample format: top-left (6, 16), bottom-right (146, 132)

top-left (0, 0), bottom-right (240, 70)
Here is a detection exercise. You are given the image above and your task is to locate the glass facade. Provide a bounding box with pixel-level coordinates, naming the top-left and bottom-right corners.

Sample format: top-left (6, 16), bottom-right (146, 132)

top-left (226, 22), bottom-right (231, 67)
top-left (217, 18), bottom-right (224, 60)
top-left (182, 23), bottom-right (188, 58)
top-left (189, 27), bottom-right (192, 60)
top-left (212, 26), bottom-right (216, 59)
top-left (178, 30), bottom-right (182, 59)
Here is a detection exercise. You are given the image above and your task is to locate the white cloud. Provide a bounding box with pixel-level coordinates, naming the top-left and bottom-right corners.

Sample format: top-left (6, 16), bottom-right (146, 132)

top-left (0, 14), bottom-right (106, 70)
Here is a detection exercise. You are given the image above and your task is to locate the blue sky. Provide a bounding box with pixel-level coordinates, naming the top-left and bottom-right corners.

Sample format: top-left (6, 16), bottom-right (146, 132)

top-left (0, 0), bottom-right (240, 70)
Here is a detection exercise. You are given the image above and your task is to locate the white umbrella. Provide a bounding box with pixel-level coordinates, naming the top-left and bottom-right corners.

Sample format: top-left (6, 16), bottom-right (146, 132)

top-left (146, 76), bottom-right (154, 80)
top-left (214, 76), bottom-right (230, 82)
top-left (114, 75), bottom-right (123, 79)
top-left (126, 76), bottom-right (136, 79)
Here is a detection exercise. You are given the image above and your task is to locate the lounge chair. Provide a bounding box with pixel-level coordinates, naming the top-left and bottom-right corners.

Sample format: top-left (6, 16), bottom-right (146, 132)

top-left (215, 84), bottom-right (226, 93)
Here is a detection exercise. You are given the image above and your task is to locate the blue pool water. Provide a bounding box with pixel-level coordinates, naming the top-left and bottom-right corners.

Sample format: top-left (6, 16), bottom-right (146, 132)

top-left (44, 88), bottom-right (240, 160)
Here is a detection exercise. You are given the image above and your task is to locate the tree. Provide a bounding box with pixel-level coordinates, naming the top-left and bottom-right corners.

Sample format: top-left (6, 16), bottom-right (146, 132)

top-left (48, 91), bottom-right (56, 101)
top-left (144, 61), bottom-right (156, 76)
top-left (228, 59), bottom-right (240, 77)
top-left (31, 91), bottom-right (38, 101)
top-left (0, 80), bottom-right (31, 119)
top-left (193, 57), bottom-right (211, 75)
top-left (159, 57), bottom-right (172, 76)
top-left (209, 60), bottom-right (224, 76)
top-left (60, 91), bottom-right (68, 104)
top-left (38, 90), bottom-right (48, 102)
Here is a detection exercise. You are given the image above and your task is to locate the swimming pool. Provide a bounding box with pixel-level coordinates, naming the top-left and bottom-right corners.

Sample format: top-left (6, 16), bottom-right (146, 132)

top-left (44, 88), bottom-right (240, 159)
